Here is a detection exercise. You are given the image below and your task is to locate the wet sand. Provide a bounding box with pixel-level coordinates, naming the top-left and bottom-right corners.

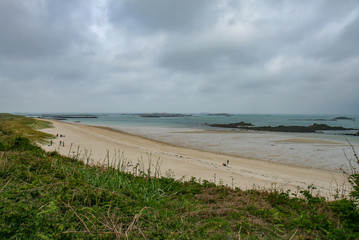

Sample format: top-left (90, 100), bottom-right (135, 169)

top-left (38, 119), bottom-right (349, 199)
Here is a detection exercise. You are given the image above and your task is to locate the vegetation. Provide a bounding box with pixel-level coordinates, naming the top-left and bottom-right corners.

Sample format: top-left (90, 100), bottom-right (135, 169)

top-left (1, 114), bottom-right (359, 239)
top-left (0, 113), bottom-right (53, 150)
top-left (344, 141), bottom-right (359, 204)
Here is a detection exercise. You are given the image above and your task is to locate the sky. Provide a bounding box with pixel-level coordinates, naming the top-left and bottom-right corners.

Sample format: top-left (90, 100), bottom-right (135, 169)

top-left (0, 0), bottom-right (358, 114)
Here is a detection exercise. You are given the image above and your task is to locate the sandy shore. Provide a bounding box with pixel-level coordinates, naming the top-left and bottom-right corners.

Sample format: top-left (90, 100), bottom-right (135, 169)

top-left (38, 119), bottom-right (349, 199)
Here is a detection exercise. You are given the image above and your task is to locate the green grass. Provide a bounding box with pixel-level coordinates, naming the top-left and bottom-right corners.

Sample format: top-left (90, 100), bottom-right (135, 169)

top-left (0, 113), bottom-right (53, 148)
top-left (1, 114), bottom-right (359, 239)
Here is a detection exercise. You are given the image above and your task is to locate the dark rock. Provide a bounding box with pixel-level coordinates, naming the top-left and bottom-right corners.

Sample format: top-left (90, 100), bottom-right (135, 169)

top-left (345, 131), bottom-right (359, 136)
top-left (208, 122), bottom-right (357, 133)
top-left (208, 122), bottom-right (253, 128)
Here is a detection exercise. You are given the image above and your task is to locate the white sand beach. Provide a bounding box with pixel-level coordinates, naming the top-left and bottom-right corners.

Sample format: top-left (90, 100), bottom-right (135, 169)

top-left (39, 119), bottom-right (349, 199)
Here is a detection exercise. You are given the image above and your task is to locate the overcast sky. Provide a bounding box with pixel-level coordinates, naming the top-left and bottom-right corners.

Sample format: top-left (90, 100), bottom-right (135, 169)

top-left (0, 0), bottom-right (358, 114)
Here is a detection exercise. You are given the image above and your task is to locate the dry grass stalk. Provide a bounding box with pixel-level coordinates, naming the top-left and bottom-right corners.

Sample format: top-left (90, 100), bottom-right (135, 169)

top-left (63, 202), bottom-right (91, 234)
top-left (289, 229), bottom-right (299, 240)
top-left (125, 207), bottom-right (151, 239)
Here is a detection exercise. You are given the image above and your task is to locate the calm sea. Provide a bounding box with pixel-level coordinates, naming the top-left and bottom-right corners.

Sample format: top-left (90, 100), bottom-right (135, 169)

top-left (63, 113), bottom-right (359, 131)
top-left (36, 113), bottom-right (359, 172)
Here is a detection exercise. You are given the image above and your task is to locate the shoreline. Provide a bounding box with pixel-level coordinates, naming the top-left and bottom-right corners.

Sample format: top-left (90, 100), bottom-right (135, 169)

top-left (38, 119), bottom-right (349, 199)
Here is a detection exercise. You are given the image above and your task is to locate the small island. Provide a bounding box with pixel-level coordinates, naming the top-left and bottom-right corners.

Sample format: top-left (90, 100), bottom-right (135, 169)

top-left (331, 116), bottom-right (355, 121)
top-left (207, 113), bottom-right (234, 117)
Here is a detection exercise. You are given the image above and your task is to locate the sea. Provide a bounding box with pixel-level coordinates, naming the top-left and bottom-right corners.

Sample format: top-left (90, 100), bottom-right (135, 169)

top-left (31, 113), bottom-right (359, 172)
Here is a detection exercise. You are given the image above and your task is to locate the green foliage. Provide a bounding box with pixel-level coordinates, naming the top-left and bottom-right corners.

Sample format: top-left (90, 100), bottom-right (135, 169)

top-left (1, 113), bottom-right (359, 239)
top-left (347, 143), bottom-right (359, 202)
top-left (349, 173), bottom-right (359, 199)
top-left (329, 199), bottom-right (359, 236)
top-left (0, 113), bottom-right (53, 145)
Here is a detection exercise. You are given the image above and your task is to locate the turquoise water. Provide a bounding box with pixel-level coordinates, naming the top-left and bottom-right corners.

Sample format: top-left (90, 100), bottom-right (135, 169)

top-left (33, 113), bottom-right (359, 171)
top-left (62, 113), bottom-right (359, 131)
top-left (64, 114), bottom-right (359, 142)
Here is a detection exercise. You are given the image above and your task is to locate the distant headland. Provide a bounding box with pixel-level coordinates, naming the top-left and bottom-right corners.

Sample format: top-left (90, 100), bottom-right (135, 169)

top-left (35, 114), bottom-right (99, 120)
top-left (139, 113), bottom-right (192, 118)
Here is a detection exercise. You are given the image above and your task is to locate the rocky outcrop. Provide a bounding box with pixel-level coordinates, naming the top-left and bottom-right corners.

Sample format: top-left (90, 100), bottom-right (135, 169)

top-left (208, 122), bottom-right (357, 133)
top-left (208, 122), bottom-right (253, 128)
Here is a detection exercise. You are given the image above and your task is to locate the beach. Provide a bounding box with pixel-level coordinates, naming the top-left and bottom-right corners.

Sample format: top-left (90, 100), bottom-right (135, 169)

top-left (39, 119), bottom-right (349, 199)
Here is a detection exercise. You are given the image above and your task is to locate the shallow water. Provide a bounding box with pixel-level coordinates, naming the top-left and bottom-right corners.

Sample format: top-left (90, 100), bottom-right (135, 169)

top-left (48, 113), bottom-right (359, 172)
top-left (112, 125), bottom-right (355, 172)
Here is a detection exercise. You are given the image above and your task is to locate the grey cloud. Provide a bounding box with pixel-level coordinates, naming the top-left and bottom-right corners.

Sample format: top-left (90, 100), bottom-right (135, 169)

top-left (0, 56), bottom-right (93, 83)
top-left (108, 0), bottom-right (217, 33)
top-left (1, 0), bottom-right (358, 114)
top-left (158, 0), bottom-right (359, 74)
top-left (273, 1), bottom-right (359, 61)
top-left (320, 15), bottom-right (359, 60)
top-left (158, 35), bottom-right (275, 73)
top-left (0, 0), bottom-right (93, 58)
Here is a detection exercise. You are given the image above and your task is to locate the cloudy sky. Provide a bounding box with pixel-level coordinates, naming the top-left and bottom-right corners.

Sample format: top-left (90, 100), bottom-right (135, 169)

top-left (0, 0), bottom-right (358, 114)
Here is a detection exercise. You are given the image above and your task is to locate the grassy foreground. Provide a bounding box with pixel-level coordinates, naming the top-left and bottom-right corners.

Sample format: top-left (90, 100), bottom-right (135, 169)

top-left (0, 114), bottom-right (359, 239)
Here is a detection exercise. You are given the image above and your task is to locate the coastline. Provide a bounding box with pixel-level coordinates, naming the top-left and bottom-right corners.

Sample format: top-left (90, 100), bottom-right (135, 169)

top-left (38, 119), bottom-right (349, 199)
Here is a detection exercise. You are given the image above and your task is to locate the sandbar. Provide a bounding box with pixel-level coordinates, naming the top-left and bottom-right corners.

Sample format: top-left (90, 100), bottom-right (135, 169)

top-left (38, 120), bottom-right (349, 199)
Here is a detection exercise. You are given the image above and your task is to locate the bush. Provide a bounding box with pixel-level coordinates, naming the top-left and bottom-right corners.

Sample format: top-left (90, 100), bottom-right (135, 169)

top-left (12, 136), bottom-right (41, 152)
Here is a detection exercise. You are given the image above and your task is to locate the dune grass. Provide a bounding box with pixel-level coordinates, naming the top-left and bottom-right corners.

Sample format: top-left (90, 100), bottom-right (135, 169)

top-left (0, 114), bottom-right (359, 239)
top-left (0, 113), bottom-right (53, 146)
